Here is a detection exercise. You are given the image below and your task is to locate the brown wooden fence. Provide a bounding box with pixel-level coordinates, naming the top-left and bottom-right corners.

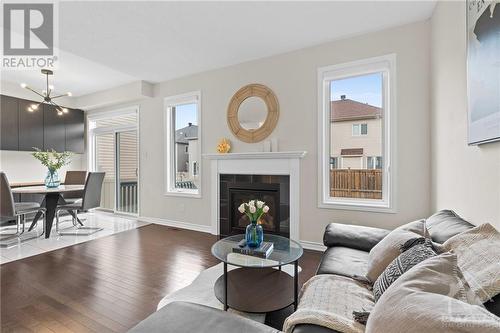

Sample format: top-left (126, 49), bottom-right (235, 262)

top-left (330, 169), bottom-right (382, 199)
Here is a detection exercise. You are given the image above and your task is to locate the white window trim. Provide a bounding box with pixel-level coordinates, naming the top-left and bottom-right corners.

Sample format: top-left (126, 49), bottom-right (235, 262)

top-left (352, 123), bottom-right (368, 136)
top-left (317, 54), bottom-right (397, 213)
top-left (164, 91), bottom-right (202, 198)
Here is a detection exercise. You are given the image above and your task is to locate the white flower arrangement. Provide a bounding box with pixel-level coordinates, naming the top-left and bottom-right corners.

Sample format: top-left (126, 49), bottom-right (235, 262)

top-left (238, 199), bottom-right (269, 223)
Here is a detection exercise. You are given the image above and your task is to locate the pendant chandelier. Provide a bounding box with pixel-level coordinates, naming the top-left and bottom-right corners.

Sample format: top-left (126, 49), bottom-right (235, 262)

top-left (20, 69), bottom-right (72, 116)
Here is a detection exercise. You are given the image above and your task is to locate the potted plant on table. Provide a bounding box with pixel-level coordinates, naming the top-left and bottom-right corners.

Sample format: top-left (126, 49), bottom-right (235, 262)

top-left (238, 200), bottom-right (270, 248)
top-left (31, 148), bottom-right (72, 188)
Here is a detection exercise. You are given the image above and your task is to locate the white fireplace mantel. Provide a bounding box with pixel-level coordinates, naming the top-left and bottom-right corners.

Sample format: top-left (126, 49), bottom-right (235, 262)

top-left (204, 151), bottom-right (307, 240)
top-left (203, 151), bottom-right (307, 160)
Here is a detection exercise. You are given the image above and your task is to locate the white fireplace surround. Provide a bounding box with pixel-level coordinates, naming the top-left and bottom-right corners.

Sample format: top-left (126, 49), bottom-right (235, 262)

top-left (204, 151), bottom-right (307, 241)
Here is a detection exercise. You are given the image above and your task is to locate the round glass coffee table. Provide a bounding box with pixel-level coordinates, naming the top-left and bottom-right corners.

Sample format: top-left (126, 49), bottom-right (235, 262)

top-left (211, 234), bottom-right (303, 313)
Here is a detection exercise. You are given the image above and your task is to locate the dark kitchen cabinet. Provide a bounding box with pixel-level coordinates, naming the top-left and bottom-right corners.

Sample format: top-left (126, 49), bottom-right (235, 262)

top-left (65, 109), bottom-right (85, 153)
top-left (43, 104), bottom-right (66, 152)
top-left (18, 99), bottom-right (44, 151)
top-left (1, 95), bottom-right (84, 153)
top-left (0, 95), bottom-right (19, 150)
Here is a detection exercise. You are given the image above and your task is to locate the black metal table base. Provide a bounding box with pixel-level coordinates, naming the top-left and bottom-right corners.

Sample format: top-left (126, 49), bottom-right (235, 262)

top-left (219, 260), bottom-right (299, 313)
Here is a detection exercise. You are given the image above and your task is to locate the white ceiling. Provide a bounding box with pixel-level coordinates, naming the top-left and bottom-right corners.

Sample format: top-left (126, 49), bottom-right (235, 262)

top-left (1, 1), bottom-right (436, 97)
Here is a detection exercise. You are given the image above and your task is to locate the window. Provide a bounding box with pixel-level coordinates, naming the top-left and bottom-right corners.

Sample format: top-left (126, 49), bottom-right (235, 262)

top-left (352, 123), bottom-right (368, 136)
top-left (318, 55), bottom-right (396, 212)
top-left (367, 156), bottom-right (382, 170)
top-left (330, 156), bottom-right (339, 169)
top-left (164, 91), bottom-right (201, 197)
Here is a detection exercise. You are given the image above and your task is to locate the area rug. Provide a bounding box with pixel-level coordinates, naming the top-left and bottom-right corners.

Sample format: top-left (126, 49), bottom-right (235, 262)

top-left (157, 262), bottom-right (301, 323)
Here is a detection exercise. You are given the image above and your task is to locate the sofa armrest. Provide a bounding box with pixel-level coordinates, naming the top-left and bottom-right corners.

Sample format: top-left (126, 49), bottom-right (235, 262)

top-left (323, 223), bottom-right (390, 252)
top-left (128, 301), bottom-right (278, 333)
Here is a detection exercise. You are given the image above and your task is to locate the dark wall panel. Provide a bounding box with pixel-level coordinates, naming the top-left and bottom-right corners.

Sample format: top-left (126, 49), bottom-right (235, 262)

top-left (18, 99), bottom-right (44, 151)
top-left (0, 95), bottom-right (19, 150)
top-left (2, 95), bottom-right (84, 153)
top-left (43, 104), bottom-right (66, 152)
top-left (65, 109), bottom-right (85, 153)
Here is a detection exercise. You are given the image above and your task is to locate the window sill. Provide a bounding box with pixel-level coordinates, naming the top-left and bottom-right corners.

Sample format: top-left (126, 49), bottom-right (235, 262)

top-left (164, 190), bottom-right (201, 199)
top-left (318, 199), bottom-right (396, 214)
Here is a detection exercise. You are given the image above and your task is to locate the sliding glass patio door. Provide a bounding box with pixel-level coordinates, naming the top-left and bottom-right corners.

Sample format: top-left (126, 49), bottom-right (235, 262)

top-left (89, 109), bottom-right (139, 215)
top-left (116, 130), bottom-right (138, 214)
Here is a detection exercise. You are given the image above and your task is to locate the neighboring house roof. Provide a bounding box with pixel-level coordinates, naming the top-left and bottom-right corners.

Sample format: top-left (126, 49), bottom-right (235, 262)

top-left (176, 124), bottom-right (198, 144)
top-left (331, 97), bottom-right (382, 122)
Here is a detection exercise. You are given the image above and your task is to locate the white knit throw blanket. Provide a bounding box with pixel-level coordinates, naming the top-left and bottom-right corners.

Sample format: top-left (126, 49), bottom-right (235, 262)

top-left (283, 275), bottom-right (374, 333)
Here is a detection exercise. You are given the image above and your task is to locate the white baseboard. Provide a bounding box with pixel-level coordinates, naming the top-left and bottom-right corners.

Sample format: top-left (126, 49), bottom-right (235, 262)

top-left (138, 216), bottom-right (213, 234)
top-left (299, 240), bottom-right (327, 252)
top-left (138, 216), bottom-right (327, 252)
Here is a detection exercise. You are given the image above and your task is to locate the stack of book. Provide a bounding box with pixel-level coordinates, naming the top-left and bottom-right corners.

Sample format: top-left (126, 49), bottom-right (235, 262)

top-left (233, 241), bottom-right (274, 258)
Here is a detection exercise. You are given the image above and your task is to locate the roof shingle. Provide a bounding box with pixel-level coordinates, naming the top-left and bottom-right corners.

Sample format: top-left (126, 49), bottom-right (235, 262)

top-left (331, 99), bottom-right (382, 122)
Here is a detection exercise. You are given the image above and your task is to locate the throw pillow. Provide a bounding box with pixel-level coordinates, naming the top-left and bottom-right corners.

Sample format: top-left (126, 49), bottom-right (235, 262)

top-left (366, 253), bottom-right (499, 333)
top-left (366, 219), bottom-right (427, 282)
top-left (443, 223), bottom-right (500, 302)
top-left (372, 237), bottom-right (437, 302)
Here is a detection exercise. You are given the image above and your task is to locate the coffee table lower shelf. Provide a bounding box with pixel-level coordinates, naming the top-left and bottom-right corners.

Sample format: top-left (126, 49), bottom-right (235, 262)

top-left (214, 267), bottom-right (296, 313)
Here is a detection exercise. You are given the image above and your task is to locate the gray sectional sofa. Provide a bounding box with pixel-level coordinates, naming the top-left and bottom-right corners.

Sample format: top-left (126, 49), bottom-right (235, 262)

top-left (128, 210), bottom-right (499, 333)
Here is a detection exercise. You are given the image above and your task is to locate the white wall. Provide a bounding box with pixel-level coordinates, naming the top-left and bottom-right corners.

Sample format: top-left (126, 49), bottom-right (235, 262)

top-left (430, 1), bottom-right (500, 229)
top-left (0, 150), bottom-right (84, 183)
top-left (90, 20), bottom-right (431, 244)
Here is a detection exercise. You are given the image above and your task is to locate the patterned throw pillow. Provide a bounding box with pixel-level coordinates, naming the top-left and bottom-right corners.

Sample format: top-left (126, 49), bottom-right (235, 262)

top-left (366, 219), bottom-right (427, 282)
top-left (373, 238), bottom-right (437, 302)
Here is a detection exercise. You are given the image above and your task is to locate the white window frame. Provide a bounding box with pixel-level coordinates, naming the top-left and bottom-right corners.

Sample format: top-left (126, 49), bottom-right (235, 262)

top-left (352, 123), bottom-right (368, 136)
top-left (164, 91), bottom-right (202, 198)
top-left (318, 54), bottom-right (397, 212)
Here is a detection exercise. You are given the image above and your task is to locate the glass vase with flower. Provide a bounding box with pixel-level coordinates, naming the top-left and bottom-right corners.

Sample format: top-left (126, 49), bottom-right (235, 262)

top-left (31, 148), bottom-right (72, 188)
top-left (238, 200), bottom-right (270, 248)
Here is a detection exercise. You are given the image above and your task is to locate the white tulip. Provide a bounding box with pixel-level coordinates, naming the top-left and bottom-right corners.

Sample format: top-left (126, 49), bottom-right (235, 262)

top-left (248, 200), bottom-right (255, 207)
top-left (263, 205), bottom-right (269, 213)
top-left (256, 201), bottom-right (264, 208)
top-left (249, 205), bottom-right (256, 213)
top-left (238, 204), bottom-right (245, 213)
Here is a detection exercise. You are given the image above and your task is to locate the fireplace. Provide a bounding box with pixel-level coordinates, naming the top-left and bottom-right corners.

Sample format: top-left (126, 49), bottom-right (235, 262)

top-left (220, 174), bottom-right (290, 238)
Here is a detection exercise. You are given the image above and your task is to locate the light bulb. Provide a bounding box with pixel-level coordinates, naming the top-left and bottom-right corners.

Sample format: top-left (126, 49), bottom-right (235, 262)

top-left (48, 84), bottom-right (54, 90)
top-left (27, 107), bottom-right (33, 112)
top-left (67, 92), bottom-right (72, 97)
top-left (57, 111), bottom-right (63, 116)
top-left (62, 108), bottom-right (68, 113)
top-left (31, 104), bottom-right (38, 110)
top-left (20, 83), bottom-right (27, 88)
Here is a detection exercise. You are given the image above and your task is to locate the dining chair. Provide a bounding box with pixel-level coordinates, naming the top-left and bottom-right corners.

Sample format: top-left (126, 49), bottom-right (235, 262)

top-left (27, 170), bottom-right (88, 232)
top-left (0, 172), bottom-right (46, 246)
top-left (61, 170), bottom-right (87, 224)
top-left (62, 171), bottom-right (87, 202)
top-left (55, 172), bottom-right (105, 236)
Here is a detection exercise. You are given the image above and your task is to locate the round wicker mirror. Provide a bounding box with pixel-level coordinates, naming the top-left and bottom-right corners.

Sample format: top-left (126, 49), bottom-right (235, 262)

top-left (227, 84), bottom-right (279, 143)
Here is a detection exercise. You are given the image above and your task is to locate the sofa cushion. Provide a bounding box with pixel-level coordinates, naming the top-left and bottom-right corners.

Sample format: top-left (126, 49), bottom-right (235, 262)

top-left (366, 219), bottom-right (426, 282)
top-left (323, 223), bottom-right (390, 252)
top-left (373, 238), bottom-right (437, 302)
top-left (425, 210), bottom-right (474, 243)
top-left (127, 301), bottom-right (278, 333)
top-left (443, 223), bottom-right (500, 302)
top-left (366, 253), bottom-right (499, 333)
top-left (317, 247), bottom-right (369, 278)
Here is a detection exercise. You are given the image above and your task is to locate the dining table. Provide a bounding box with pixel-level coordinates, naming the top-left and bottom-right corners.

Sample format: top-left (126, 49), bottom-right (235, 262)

top-left (11, 185), bottom-right (85, 238)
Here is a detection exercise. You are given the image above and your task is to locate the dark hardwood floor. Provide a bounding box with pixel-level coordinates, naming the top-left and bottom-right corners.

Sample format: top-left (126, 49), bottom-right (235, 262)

top-left (1, 224), bottom-right (323, 332)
